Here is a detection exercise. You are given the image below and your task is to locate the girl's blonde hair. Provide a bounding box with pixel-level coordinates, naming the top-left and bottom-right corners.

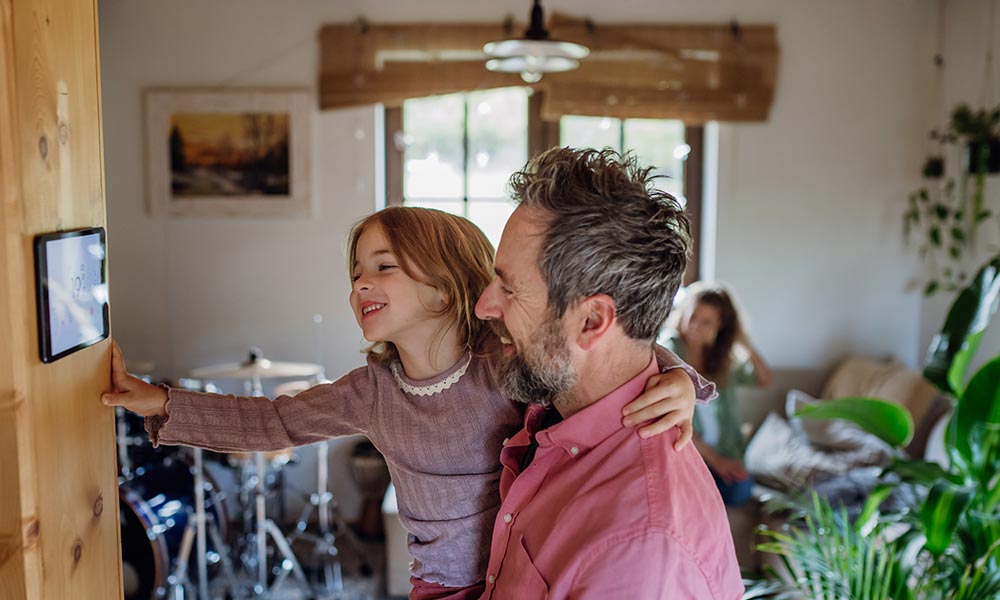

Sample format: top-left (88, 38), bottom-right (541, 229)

top-left (347, 206), bottom-right (496, 363)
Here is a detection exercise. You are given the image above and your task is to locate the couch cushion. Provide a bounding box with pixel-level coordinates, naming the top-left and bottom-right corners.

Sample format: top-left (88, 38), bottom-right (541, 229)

top-left (744, 412), bottom-right (893, 493)
top-left (820, 356), bottom-right (949, 458)
top-left (820, 356), bottom-right (900, 402)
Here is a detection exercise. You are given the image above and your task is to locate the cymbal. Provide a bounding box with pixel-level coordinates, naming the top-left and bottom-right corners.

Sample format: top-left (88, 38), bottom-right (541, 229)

top-left (189, 358), bottom-right (324, 380)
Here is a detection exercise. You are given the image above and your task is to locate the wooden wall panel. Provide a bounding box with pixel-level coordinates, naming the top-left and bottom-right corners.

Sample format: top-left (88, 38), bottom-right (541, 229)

top-left (0, 0), bottom-right (120, 598)
top-left (0, 1), bottom-right (34, 598)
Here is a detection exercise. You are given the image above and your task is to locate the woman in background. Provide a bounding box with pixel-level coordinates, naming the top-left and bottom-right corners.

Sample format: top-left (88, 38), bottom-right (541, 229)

top-left (661, 281), bottom-right (773, 507)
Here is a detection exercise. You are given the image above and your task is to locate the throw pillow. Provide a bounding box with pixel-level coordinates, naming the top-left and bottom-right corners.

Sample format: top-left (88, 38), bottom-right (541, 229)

top-left (744, 412), bottom-right (894, 494)
top-left (786, 388), bottom-right (893, 456)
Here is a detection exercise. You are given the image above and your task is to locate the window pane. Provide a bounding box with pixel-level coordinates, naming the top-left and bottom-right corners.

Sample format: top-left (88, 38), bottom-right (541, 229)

top-left (468, 200), bottom-right (516, 251)
top-left (623, 119), bottom-right (686, 201)
top-left (403, 94), bottom-right (464, 199)
top-left (404, 198), bottom-right (466, 218)
top-left (468, 87), bottom-right (528, 200)
top-left (560, 115), bottom-right (621, 151)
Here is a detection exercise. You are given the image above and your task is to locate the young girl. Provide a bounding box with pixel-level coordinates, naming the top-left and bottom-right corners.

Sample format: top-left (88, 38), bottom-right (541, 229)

top-left (103, 207), bottom-right (715, 599)
top-left (660, 281), bottom-right (772, 507)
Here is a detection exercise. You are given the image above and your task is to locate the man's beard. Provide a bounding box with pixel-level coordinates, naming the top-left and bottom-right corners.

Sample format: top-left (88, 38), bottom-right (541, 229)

top-left (496, 317), bottom-right (576, 408)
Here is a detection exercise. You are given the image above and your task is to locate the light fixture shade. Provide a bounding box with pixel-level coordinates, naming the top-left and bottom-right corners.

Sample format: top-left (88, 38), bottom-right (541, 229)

top-left (483, 39), bottom-right (589, 61)
top-left (485, 55), bottom-right (580, 73)
top-left (485, 56), bottom-right (580, 82)
top-left (482, 0), bottom-right (589, 82)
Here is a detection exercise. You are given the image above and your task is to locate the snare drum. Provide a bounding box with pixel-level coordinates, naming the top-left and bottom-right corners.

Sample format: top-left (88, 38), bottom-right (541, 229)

top-left (119, 457), bottom-right (229, 600)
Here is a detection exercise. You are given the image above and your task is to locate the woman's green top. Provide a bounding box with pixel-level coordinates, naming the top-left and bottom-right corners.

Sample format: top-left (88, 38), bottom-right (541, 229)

top-left (662, 334), bottom-right (755, 459)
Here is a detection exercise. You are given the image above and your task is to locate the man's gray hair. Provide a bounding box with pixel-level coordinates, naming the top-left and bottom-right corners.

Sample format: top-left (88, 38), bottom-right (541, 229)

top-left (508, 147), bottom-right (691, 341)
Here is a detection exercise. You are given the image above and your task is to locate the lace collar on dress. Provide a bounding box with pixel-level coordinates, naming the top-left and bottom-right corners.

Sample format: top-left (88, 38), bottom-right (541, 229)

top-left (389, 352), bottom-right (473, 397)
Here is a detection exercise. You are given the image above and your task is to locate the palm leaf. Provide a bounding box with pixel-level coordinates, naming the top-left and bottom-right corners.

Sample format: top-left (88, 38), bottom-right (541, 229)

top-left (752, 493), bottom-right (899, 600)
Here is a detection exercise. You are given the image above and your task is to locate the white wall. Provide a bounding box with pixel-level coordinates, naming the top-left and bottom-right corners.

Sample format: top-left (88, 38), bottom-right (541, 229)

top-left (98, 0), bottom-right (939, 517)
top-left (712, 2), bottom-right (935, 369)
top-left (917, 0), bottom-right (1000, 381)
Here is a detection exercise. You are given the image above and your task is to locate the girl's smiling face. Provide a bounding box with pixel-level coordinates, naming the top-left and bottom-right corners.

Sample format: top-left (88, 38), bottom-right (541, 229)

top-left (349, 223), bottom-right (448, 346)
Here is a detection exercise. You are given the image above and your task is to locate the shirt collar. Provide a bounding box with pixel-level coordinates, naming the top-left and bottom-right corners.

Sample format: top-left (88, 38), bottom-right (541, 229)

top-left (533, 354), bottom-right (658, 454)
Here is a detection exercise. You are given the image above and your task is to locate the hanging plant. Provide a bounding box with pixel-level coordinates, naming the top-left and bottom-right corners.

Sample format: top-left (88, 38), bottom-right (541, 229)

top-left (904, 103), bottom-right (998, 296)
top-left (953, 103), bottom-right (1000, 174)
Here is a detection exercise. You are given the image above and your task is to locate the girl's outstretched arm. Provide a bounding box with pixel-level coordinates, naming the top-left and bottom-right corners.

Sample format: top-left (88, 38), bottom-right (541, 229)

top-left (102, 340), bottom-right (376, 452)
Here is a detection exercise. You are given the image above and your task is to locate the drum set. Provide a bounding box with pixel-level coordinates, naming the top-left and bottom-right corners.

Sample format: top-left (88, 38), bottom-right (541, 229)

top-left (116, 348), bottom-right (374, 600)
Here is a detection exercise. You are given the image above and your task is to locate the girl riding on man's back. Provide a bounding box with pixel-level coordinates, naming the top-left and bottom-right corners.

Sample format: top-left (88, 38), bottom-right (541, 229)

top-left (103, 206), bottom-right (715, 599)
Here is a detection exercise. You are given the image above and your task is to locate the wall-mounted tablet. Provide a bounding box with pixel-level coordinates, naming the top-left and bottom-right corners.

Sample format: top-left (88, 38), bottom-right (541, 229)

top-left (34, 227), bottom-right (109, 363)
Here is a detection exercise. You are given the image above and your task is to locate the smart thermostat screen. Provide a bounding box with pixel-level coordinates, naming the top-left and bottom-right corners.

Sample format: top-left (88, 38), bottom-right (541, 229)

top-left (35, 228), bottom-right (109, 362)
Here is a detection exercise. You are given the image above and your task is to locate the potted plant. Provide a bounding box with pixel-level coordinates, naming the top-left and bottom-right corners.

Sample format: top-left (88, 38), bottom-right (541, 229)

top-left (745, 254), bottom-right (1000, 599)
top-left (952, 104), bottom-right (1000, 175)
top-left (904, 104), bottom-right (999, 297)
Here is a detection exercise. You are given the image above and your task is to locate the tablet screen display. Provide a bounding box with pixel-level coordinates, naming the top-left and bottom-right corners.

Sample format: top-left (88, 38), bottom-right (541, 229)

top-left (35, 228), bottom-right (109, 362)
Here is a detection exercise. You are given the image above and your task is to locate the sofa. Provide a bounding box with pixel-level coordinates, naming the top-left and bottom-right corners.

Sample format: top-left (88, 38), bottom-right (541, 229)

top-left (729, 355), bottom-right (952, 572)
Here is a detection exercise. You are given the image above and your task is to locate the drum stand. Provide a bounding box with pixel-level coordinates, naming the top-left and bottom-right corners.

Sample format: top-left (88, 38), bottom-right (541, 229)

top-left (115, 406), bottom-right (133, 480)
top-left (287, 440), bottom-right (370, 597)
top-left (244, 375), bottom-right (311, 598)
top-left (166, 447), bottom-right (239, 600)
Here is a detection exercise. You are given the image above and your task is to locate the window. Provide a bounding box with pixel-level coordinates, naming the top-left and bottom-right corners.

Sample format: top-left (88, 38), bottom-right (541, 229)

top-left (560, 116), bottom-right (702, 284)
top-left (560, 116), bottom-right (688, 203)
top-left (385, 93), bottom-right (703, 281)
top-left (394, 87), bottom-right (528, 248)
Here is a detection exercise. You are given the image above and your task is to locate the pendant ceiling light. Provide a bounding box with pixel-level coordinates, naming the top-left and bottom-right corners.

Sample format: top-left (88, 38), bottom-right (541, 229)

top-left (483, 0), bottom-right (589, 83)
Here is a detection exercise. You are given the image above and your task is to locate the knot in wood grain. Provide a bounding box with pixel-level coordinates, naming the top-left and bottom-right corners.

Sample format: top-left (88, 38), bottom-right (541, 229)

top-left (26, 520), bottom-right (40, 542)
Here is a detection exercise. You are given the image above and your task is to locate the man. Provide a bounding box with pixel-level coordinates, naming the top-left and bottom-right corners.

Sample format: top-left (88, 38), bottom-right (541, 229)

top-left (474, 147), bottom-right (744, 599)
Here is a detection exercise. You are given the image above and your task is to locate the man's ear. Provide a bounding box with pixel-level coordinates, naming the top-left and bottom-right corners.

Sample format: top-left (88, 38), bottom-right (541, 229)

top-left (575, 294), bottom-right (617, 351)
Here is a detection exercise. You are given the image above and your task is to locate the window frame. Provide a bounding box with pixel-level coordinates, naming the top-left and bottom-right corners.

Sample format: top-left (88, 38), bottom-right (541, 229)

top-left (383, 94), bottom-right (703, 283)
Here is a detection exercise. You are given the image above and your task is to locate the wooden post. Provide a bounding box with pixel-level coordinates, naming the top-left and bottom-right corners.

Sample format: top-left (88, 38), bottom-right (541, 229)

top-left (683, 126), bottom-right (704, 286)
top-left (0, 0), bottom-right (121, 598)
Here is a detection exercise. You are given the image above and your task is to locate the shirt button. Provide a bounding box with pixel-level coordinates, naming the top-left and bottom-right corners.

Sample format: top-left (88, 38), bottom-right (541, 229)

top-left (503, 513), bottom-right (513, 523)
top-left (488, 574), bottom-right (496, 584)
top-left (570, 446), bottom-right (579, 456)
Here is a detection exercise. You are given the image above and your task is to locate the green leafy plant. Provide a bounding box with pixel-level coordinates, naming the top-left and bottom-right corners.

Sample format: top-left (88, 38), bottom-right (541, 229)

top-left (746, 493), bottom-right (904, 600)
top-left (745, 252), bottom-right (1000, 599)
top-left (904, 104), bottom-right (999, 296)
top-left (923, 255), bottom-right (1000, 396)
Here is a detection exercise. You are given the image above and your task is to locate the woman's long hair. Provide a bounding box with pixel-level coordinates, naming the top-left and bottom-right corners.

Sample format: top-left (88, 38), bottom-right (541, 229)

top-left (666, 281), bottom-right (745, 387)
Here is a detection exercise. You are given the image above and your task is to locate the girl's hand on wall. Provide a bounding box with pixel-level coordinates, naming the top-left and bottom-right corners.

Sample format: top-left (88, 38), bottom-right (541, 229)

top-left (101, 340), bottom-right (168, 417)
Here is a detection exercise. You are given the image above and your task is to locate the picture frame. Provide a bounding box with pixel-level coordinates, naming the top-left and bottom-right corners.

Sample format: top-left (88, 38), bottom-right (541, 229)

top-left (144, 88), bottom-right (312, 218)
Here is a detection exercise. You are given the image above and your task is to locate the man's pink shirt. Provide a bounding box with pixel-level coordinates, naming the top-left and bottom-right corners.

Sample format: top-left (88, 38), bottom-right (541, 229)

top-left (481, 357), bottom-right (744, 599)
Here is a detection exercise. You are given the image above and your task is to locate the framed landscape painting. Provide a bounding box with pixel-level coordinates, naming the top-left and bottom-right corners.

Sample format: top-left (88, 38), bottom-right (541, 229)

top-left (144, 88), bottom-right (311, 217)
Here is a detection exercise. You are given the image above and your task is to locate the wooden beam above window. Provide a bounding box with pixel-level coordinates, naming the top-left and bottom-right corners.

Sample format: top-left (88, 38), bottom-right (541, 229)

top-left (319, 19), bottom-right (778, 123)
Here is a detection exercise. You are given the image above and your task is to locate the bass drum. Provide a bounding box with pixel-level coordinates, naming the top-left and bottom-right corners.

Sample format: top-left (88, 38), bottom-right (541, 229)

top-left (119, 456), bottom-right (229, 600)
